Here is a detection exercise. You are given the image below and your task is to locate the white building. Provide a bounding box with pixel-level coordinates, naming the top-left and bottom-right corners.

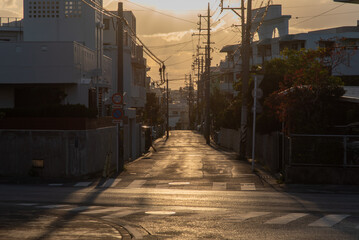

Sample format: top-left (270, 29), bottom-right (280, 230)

top-left (220, 5), bottom-right (359, 89)
top-left (0, 0), bottom-right (111, 113)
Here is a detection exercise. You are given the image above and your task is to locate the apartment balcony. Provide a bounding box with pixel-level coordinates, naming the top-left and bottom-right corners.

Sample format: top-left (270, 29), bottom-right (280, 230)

top-left (220, 60), bottom-right (234, 71)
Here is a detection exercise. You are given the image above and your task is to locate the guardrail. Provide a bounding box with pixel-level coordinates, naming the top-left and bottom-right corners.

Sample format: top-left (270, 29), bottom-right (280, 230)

top-left (0, 17), bottom-right (22, 28)
top-left (289, 134), bottom-right (359, 167)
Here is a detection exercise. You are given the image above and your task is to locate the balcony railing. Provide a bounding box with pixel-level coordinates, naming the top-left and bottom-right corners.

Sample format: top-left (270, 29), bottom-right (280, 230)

top-left (0, 17), bottom-right (22, 28)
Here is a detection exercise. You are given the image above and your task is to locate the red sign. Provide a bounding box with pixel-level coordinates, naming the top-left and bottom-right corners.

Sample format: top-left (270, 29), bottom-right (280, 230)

top-left (112, 93), bottom-right (123, 105)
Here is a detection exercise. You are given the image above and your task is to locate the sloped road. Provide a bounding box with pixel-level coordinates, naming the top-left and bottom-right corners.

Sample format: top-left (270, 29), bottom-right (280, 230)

top-left (1, 130), bottom-right (359, 239)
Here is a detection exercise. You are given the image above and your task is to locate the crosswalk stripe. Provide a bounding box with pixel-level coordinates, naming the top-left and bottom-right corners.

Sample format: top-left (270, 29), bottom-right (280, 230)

top-left (101, 178), bottom-right (121, 188)
top-left (227, 212), bottom-right (270, 222)
top-left (212, 182), bottom-right (227, 191)
top-left (265, 213), bottom-right (308, 224)
top-left (102, 210), bottom-right (139, 219)
top-left (83, 207), bottom-right (128, 215)
top-left (74, 182), bottom-right (92, 187)
top-left (240, 183), bottom-right (256, 191)
top-left (126, 180), bottom-right (146, 188)
top-left (309, 214), bottom-right (350, 227)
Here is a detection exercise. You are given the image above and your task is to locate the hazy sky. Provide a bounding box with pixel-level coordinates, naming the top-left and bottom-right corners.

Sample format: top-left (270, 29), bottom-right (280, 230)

top-left (2, 0), bottom-right (359, 89)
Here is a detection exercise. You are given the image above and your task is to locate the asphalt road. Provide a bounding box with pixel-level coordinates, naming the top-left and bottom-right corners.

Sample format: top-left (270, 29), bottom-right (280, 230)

top-left (1, 130), bottom-right (359, 239)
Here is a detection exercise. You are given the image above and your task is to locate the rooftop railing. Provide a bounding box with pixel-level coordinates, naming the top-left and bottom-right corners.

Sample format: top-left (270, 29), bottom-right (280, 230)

top-left (0, 17), bottom-right (22, 28)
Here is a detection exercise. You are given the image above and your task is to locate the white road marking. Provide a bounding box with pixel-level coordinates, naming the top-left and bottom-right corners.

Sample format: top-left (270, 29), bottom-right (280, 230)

top-left (74, 182), bottom-right (92, 187)
top-left (309, 214), bottom-right (350, 227)
top-left (83, 207), bottom-right (129, 215)
top-left (212, 182), bottom-right (227, 191)
top-left (145, 211), bottom-right (176, 215)
top-left (265, 213), bottom-right (308, 224)
top-left (17, 203), bottom-right (38, 206)
top-left (240, 183), bottom-right (256, 191)
top-left (37, 205), bottom-right (68, 209)
top-left (103, 210), bottom-right (139, 218)
top-left (127, 180), bottom-right (146, 188)
top-left (124, 225), bottom-right (145, 239)
top-left (227, 212), bottom-right (270, 222)
top-left (168, 182), bottom-right (190, 186)
top-left (101, 178), bottom-right (121, 188)
top-left (48, 184), bottom-right (63, 187)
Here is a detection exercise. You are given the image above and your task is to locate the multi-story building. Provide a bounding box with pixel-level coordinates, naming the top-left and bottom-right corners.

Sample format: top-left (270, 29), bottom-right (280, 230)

top-left (219, 5), bottom-right (359, 93)
top-left (0, 0), bottom-right (118, 178)
top-left (0, 0), bottom-right (112, 113)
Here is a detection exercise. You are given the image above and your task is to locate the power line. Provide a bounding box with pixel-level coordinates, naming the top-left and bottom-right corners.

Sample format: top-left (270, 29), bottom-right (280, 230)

top-left (123, 0), bottom-right (197, 24)
top-left (166, 58), bottom-right (194, 67)
top-left (292, 4), bottom-right (345, 26)
top-left (294, 10), bottom-right (359, 19)
top-left (81, 0), bottom-right (164, 66)
top-left (147, 40), bottom-right (193, 49)
top-left (164, 38), bottom-right (193, 62)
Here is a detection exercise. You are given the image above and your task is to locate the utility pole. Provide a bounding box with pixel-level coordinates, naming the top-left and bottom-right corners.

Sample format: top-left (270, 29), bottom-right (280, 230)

top-left (196, 57), bottom-right (201, 126)
top-left (193, 9), bottom-right (211, 141)
top-left (189, 74), bottom-right (193, 129)
top-left (117, 2), bottom-right (124, 172)
top-left (166, 72), bottom-right (169, 139)
top-left (205, 3), bottom-right (211, 144)
top-left (220, 0), bottom-right (251, 159)
top-left (239, 0), bottom-right (252, 159)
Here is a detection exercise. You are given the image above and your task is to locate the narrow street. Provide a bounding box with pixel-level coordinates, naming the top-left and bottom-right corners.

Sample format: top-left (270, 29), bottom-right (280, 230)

top-left (1, 131), bottom-right (359, 239)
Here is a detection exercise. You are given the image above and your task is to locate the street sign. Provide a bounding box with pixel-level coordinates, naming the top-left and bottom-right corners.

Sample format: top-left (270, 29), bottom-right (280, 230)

top-left (112, 93), bottom-right (123, 105)
top-left (112, 108), bottom-right (124, 120)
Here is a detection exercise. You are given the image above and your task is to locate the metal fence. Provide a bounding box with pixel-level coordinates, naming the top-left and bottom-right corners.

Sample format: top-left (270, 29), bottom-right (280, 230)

top-left (289, 134), bottom-right (359, 167)
top-left (0, 17), bottom-right (22, 28)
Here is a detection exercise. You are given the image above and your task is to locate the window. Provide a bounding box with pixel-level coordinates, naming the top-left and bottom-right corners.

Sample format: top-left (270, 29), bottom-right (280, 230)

top-left (65, 0), bottom-right (82, 18)
top-left (28, 0), bottom-right (60, 19)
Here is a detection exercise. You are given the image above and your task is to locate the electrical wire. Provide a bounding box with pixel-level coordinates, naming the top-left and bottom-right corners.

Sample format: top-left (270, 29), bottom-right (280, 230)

top-left (147, 40), bottom-right (193, 49)
top-left (81, 0), bottom-right (164, 66)
top-left (292, 4), bottom-right (345, 26)
top-left (293, 10), bottom-right (359, 20)
top-left (123, 0), bottom-right (197, 24)
top-left (166, 58), bottom-right (194, 67)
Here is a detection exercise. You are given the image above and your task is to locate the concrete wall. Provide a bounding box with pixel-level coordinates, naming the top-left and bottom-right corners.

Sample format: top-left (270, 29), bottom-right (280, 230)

top-left (0, 127), bottom-right (117, 178)
top-left (218, 128), bottom-right (284, 173)
top-left (218, 128), bottom-right (240, 153)
top-left (286, 166), bottom-right (359, 185)
top-left (23, 0), bottom-right (101, 51)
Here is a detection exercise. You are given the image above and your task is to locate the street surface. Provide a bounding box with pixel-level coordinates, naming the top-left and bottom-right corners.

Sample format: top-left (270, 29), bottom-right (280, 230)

top-left (1, 130), bottom-right (359, 239)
